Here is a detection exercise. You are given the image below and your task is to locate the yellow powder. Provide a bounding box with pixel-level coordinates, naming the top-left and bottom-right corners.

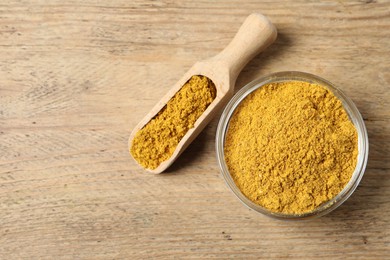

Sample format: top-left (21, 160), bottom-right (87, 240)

top-left (131, 75), bottom-right (216, 170)
top-left (224, 81), bottom-right (358, 214)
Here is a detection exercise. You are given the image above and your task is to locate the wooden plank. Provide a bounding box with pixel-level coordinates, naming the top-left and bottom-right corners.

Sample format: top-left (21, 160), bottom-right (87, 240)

top-left (0, 0), bottom-right (389, 258)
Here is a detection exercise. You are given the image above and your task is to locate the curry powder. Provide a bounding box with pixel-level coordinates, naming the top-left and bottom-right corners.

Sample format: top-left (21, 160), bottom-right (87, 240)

top-left (224, 81), bottom-right (358, 214)
top-left (131, 75), bottom-right (216, 170)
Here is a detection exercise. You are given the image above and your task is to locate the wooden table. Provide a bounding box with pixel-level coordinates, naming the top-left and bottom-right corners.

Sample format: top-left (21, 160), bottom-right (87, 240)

top-left (1, 1), bottom-right (389, 258)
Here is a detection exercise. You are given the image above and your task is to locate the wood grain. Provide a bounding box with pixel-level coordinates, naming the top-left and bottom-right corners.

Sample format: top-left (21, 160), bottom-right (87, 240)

top-left (0, 0), bottom-right (389, 259)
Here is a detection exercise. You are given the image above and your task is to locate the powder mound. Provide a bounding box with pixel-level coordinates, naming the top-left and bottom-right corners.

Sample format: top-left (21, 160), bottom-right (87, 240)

top-left (224, 81), bottom-right (358, 215)
top-left (131, 75), bottom-right (216, 170)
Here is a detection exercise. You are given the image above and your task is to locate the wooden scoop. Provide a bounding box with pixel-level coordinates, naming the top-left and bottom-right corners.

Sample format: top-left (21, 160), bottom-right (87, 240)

top-left (129, 13), bottom-right (277, 173)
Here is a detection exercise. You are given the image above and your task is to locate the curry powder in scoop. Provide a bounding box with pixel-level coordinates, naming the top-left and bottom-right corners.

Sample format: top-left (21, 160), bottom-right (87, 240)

top-left (224, 81), bottom-right (358, 215)
top-left (131, 75), bottom-right (216, 170)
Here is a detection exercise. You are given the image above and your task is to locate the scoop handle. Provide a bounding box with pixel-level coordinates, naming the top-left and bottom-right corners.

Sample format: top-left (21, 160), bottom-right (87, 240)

top-left (213, 13), bottom-right (277, 81)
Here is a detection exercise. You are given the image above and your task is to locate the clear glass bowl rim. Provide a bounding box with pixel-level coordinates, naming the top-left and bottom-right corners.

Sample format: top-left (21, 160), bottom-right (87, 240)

top-left (215, 71), bottom-right (369, 220)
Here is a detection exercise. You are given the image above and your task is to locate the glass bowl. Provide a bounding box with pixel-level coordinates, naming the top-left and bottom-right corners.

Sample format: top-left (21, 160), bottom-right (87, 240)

top-left (215, 71), bottom-right (369, 220)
